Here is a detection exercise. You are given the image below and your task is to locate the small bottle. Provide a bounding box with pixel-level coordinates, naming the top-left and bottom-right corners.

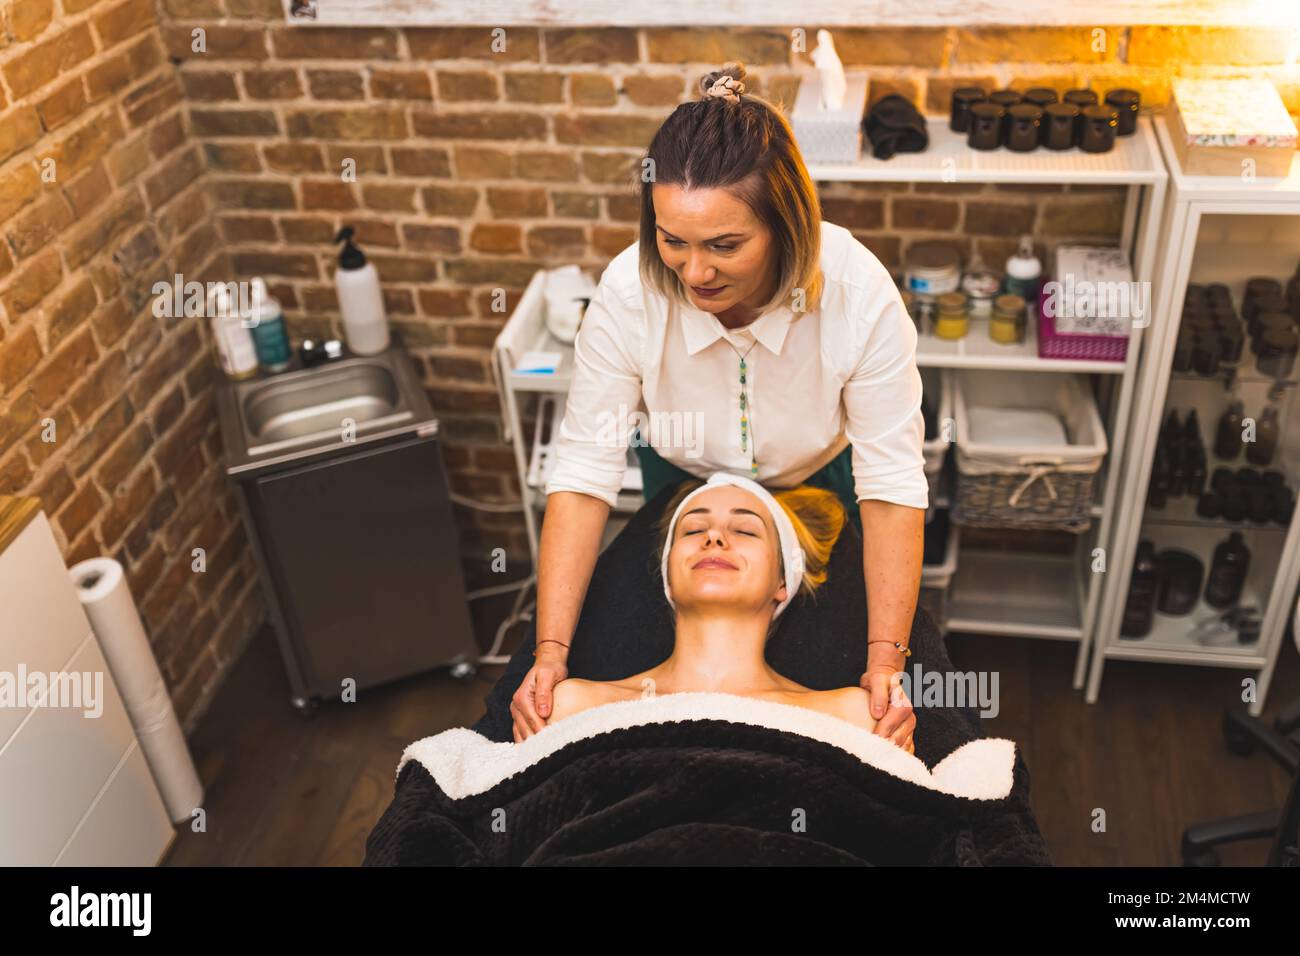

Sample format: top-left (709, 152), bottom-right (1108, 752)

top-left (1003, 236), bottom-right (1042, 303)
top-left (206, 284), bottom-right (259, 381)
top-left (990, 293), bottom-right (1026, 344)
top-left (1148, 441), bottom-right (1170, 508)
top-left (246, 277), bottom-right (291, 373)
top-left (1163, 410), bottom-right (1185, 496)
top-left (1215, 401), bottom-right (1245, 460)
top-left (1246, 405), bottom-right (1279, 467)
top-left (1121, 539), bottom-right (1159, 638)
top-left (334, 226), bottom-right (391, 356)
top-left (1204, 532), bottom-right (1250, 608)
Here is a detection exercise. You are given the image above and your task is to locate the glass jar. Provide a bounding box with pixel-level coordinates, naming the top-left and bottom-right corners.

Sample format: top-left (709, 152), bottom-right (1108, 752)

top-left (990, 293), bottom-right (1026, 344)
top-left (934, 291), bottom-right (970, 340)
top-left (905, 242), bottom-right (961, 298)
top-left (1256, 328), bottom-right (1299, 380)
top-left (961, 268), bottom-right (1001, 317)
top-left (1252, 311), bottom-right (1295, 352)
top-left (949, 87), bottom-right (986, 134)
top-left (967, 102), bottom-right (1004, 150)
top-left (1042, 103), bottom-right (1079, 149)
top-left (1104, 89), bottom-right (1140, 136)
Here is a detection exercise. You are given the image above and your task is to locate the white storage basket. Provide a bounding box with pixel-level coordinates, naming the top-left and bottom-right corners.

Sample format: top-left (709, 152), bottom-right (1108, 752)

top-left (951, 370), bottom-right (1107, 533)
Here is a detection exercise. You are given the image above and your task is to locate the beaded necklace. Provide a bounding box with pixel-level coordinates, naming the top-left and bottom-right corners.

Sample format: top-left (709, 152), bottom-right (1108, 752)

top-left (719, 332), bottom-right (760, 479)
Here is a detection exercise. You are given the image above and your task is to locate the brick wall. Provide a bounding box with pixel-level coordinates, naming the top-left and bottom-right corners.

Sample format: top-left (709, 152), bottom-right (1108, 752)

top-left (2, 6), bottom-right (1299, 729)
top-left (0, 0), bottom-right (265, 731)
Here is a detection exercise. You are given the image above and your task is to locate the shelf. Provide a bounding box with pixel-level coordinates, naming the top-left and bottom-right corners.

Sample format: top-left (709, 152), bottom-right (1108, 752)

top-left (807, 116), bottom-right (1166, 186)
top-left (917, 314), bottom-right (1128, 373)
top-left (945, 546), bottom-right (1085, 639)
top-left (502, 325), bottom-right (576, 394)
top-left (1105, 522), bottom-right (1279, 667)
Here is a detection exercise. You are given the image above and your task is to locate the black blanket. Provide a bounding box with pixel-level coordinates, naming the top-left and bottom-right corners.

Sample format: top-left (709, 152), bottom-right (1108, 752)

top-left (365, 485), bottom-right (1051, 866)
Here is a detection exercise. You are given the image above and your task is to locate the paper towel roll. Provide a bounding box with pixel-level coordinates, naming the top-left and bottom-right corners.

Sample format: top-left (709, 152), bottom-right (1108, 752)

top-left (70, 557), bottom-right (204, 825)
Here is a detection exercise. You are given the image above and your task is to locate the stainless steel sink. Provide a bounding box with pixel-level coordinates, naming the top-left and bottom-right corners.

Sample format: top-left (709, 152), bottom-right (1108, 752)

top-left (216, 343), bottom-right (439, 476)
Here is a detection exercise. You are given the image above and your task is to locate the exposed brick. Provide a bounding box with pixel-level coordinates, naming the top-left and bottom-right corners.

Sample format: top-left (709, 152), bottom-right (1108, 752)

top-left (46, 108), bottom-right (124, 181)
top-left (279, 217), bottom-right (334, 243)
top-left (307, 69), bottom-right (365, 100)
top-left (271, 26), bottom-right (399, 59)
top-left (145, 147), bottom-right (204, 210)
top-left (366, 255), bottom-right (439, 283)
top-left (230, 251), bottom-right (319, 278)
top-left (362, 183), bottom-right (416, 212)
top-left (554, 113), bottom-right (662, 148)
top-left (622, 73), bottom-right (685, 107)
top-left (93, 0), bottom-right (157, 48)
top-left (569, 73), bottom-right (617, 107)
top-left (892, 197), bottom-right (960, 230)
top-left (62, 162), bottom-right (113, 218)
top-left (527, 225), bottom-right (586, 258)
top-left (37, 77), bottom-right (88, 131)
top-left (391, 146), bottom-right (451, 177)
top-left (56, 480), bottom-right (103, 545)
top-left (45, 276), bottom-right (100, 350)
top-left (413, 109), bottom-right (545, 140)
top-left (325, 143), bottom-right (387, 174)
top-left (181, 70), bottom-right (240, 101)
top-left (85, 51), bottom-right (133, 103)
top-left (285, 108), bottom-right (408, 140)
top-left (262, 142), bottom-right (324, 173)
top-left (9, 0), bottom-right (54, 42)
top-left (644, 28), bottom-right (788, 65)
top-left (204, 143), bottom-right (263, 173)
top-left (1128, 27), bottom-right (1297, 66)
top-left (405, 28), bottom-right (540, 62)
top-left (212, 179), bottom-right (296, 209)
top-left (122, 74), bottom-right (184, 128)
top-left (33, 328), bottom-right (99, 410)
top-left (0, 248), bottom-right (62, 315)
top-left (954, 27), bottom-right (1118, 64)
top-left (468, 223), bottom-right (522, 254)
top-left (820, 197), bottom-right (885, 231)
top-left (3, 23), bottom-right (96, 99)
top-left (101, 467), bottom-right (158, 551)
top-left (964, 200), bottom-right (1037, 236)
top-left (454, 146), bottom-right (512, 179)
top-left (504, 71), bottom-right (563, 104)
top-left (486, 186), bottom-right (547, 218)
top-left (0, 162), bottom-right (42, 223)
top-left (402, 224), bottom-right (461, 253)
top-left (0, 325), bottom-right (43, 391)
top-left (6, 192), bottom-right (74, 259)
top-left (65, 190), bottom-right (147, 269)
top-left (554, 191), bottom-right (601, 218)
top-left (422, 184), bottom-right (478, 217)
top-left (0, 106), bottom-right (42, 164)
top-left (301, 179), bottom-right (357, 210)
top-left (832, 28), bottom-right (948, 68)
top-left (162, 24), bottom-right (268, 61)
top-left (370, 68), bottom-right (432, 101)
top-left (1040, 198), bottom-right (1124, 237)
top-left (243, 67), bottom-right (303, 100)
top-left (191, 109), bottom-right (280, 137)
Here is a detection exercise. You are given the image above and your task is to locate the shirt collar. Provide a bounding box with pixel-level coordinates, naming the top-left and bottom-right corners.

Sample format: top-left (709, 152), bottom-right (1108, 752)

top-left (681, 302), bottom-right (794, 357)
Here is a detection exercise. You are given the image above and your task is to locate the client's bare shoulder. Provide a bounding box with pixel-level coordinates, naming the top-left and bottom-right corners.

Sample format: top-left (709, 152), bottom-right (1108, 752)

top-left (802, 686), bottom-right (878, 733)
top-left (546, 677), bottom-right (637, 726)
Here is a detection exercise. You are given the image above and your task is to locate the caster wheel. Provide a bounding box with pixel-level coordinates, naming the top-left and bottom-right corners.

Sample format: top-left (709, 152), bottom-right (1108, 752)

top-left (293, 697), bottom-right (320, 720)
top-left (1223, 720), bottom-right (1256, 757)
top-left (1183, 847), bottom-right (1220, 867)
top-left (450, 658), bottom-right (477, 683)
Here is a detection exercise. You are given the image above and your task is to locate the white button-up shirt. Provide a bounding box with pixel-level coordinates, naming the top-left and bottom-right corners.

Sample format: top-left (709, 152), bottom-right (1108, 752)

top-left (545, 219), bottom-right (929, 511)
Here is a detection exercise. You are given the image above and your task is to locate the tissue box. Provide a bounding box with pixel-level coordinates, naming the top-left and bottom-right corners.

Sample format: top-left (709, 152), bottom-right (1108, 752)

top-left (1047, 246), bottom-right (1137, 336)
top-left (1167, 79), bottom-right (1298, 178)
top-left (791, 70), bottom-right (869, 164)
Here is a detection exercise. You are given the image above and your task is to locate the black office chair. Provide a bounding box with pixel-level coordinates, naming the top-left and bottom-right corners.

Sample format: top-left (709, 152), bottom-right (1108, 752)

top-left (1181, 601), bottom-right (1300, 867)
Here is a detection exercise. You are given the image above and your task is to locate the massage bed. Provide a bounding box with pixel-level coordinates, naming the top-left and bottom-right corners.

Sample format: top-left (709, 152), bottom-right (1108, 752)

top-left (364, 489), bottom-right (1052, 866)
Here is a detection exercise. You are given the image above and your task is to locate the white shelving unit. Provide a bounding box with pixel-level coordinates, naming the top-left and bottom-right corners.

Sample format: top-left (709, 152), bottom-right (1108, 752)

top-left (814, 117), bottom-right (1167, 682)
top-left (1089, 116), bottom-right (1300, 715)
top-left (493, 118), bottom-right (1169, 662)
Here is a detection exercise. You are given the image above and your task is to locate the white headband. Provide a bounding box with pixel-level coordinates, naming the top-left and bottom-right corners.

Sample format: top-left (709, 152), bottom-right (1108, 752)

top-left (661, 473), bottom-right (806, 619)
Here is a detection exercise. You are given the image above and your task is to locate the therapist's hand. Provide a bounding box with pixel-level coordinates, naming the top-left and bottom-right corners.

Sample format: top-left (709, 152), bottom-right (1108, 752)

top-left (862, 642), bottom-right (915, 754)
top-left (511, 645), bottom-right (569, 742)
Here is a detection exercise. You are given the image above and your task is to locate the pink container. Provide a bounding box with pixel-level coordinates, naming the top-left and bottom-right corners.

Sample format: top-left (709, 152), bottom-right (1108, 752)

top-left (1037, 286), bottom-right (1129, 362)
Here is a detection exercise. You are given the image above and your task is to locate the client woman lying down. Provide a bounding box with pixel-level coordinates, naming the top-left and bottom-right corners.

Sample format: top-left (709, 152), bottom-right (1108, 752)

top-left (544, 472), bottom-right (914, 753)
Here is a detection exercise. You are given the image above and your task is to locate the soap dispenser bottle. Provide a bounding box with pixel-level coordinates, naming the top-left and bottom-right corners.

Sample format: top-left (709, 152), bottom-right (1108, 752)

top-left (334, 226), bottom-right (390, 355)
top-left (1204, 531), bottom-right (1251, 608)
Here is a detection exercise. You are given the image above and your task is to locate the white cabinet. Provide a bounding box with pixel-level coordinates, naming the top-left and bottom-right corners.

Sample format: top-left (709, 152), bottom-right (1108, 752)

top-left (1090, 120), bottom-right (1300, 713)
top-left (0, 499), bottom-right (174, 865)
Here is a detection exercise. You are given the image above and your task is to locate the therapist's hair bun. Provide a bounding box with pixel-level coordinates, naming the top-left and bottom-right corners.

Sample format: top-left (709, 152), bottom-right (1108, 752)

top-left (699, 62), bottom-right (747, 103)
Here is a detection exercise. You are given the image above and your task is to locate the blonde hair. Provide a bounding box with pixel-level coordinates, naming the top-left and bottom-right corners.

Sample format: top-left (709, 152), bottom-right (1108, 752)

top-left (656, 480), bottom-right (846, 604)
top-left (637, 61), bottom-right (825, 318)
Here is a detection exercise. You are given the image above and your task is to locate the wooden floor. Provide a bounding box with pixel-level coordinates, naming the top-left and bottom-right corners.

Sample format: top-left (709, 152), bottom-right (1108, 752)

top-left (163, 594), bottom-right (1300, 867)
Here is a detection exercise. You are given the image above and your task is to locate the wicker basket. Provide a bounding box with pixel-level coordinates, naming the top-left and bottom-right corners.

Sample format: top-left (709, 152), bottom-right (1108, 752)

top-left (921, 367), bottom-right (952, 524)
top-left (951, 370), bottom-right (1107, 533)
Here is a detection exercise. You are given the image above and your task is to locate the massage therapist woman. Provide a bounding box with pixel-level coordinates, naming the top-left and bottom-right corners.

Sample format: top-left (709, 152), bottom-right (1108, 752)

top-left (511, 62), bottom-right (928, 745)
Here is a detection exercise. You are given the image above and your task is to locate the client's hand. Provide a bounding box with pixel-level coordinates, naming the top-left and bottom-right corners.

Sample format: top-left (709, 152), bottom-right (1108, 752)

top-left (511, 644), bottom-right (569, 742)
top-left (861, 643), bottom-right (915, 754)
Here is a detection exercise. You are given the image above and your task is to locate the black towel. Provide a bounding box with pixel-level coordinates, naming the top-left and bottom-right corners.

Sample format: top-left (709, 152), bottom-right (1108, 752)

top-left (864, 93), bottom-right (929, 160)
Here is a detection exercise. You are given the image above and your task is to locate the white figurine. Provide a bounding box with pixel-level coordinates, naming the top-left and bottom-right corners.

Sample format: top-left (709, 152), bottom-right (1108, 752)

top-left (811, 29), bottom-right (846, 112)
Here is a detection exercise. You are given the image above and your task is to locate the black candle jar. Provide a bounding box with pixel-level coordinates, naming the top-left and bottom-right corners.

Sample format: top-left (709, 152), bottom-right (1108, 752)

top-left (1022, 87), bottom-right (1058, 109)
top-left (1063, 89), bottom-right (1099, 110)
top-left (1006, 104), bottom-right (1043, 152)
top-left (1042, 102), bottom-right (1079, 149)
top-left (1104, 88), bottom-right (1140, 135)
top-left (950, 87), bottom-right (987, 133)
top-left (1079, 105), bottom-right (1118, 153)
top-left (1156, 549), bottom-right (1204, 615)
top-left (967, 102), bottom-right (1005, 150)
